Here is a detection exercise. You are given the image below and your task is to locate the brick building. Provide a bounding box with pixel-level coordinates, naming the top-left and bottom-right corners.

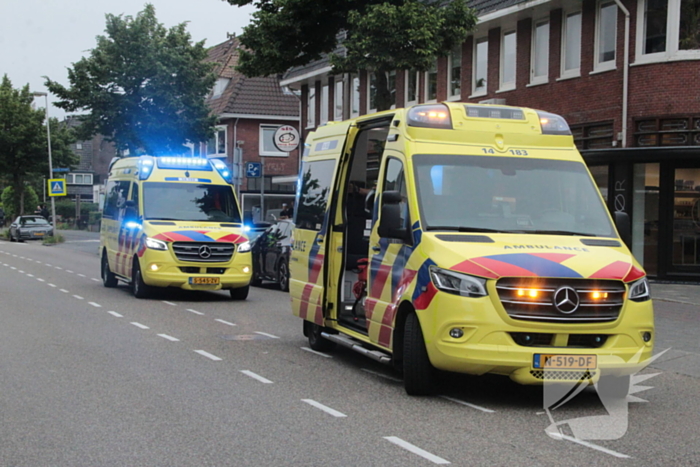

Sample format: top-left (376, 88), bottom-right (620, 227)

top-left (280, 0), bottom-right (700, 281)
top-left (205, 37), bottom-right (301, 224)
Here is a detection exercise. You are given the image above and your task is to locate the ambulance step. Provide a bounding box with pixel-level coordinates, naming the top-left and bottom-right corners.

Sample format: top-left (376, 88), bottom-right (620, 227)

top-left (321, 332), bottom-right (392, 365)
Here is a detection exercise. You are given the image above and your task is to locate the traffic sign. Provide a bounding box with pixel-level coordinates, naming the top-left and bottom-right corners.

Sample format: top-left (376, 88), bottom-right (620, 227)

top-left (53, 168), bottom-right (70, 173)
top-left (246, 162), bottom-right (262, 178)
top-left (48, 178), bottom-right (66, 197)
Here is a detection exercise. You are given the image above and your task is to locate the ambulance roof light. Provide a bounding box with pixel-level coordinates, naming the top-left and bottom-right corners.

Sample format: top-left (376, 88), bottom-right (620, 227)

top-left (211, 158), bottom-right (233, 184)
top-left (138, 156), bottom-right (155, 180)
top-left (465, 105), bottom-right (525, 120)
top-left (407, 104), bottom-right (452, 129)
top-left (537, 111), bottom-right (572, 135)
top-left (156, 156), bottom-right (212, 171)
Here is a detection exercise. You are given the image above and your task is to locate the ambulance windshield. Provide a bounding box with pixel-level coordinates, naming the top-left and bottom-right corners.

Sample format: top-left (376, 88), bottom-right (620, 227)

top-left (413, 155), bottom-right (614, 237)
top-left (142, 183), bottom-right (241, 223)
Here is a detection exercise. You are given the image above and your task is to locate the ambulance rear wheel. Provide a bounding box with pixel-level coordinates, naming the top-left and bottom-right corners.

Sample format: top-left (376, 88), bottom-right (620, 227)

top-left (278, 260), bottom-right (289, 292)
top-left (230, 285), bottom-right (249, 300)
top-left (102, 252), bottom-right (118, 288)
top-left (132, 260), bottom-right (151, 299)
top-left (403, 312), bottom-right (435, 396)
top-left (305, 321), bottom-right (336, 352)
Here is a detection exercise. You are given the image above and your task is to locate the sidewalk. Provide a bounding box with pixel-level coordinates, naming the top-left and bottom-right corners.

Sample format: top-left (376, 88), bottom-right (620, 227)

top-left (650, 281), bottom-right (700, 306)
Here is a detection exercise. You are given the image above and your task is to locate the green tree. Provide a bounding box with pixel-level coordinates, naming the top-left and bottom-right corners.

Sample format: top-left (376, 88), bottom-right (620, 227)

top-left (45, 4), bottom-right (217, 156)
top-left (1, 186), bottom-right (39, 220)
top-left (226, 0), bottom-right (477, 111)
top-left (0, 75), bottom-right (76, 216)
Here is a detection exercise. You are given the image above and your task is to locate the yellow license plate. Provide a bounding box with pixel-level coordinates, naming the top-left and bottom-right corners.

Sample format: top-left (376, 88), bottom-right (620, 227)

top-left (34, 232), bottom-right (45, 236)
top-left (189, 277), bottom-right (220, 285)
top-left (534, 354), bottom-right (597, 369)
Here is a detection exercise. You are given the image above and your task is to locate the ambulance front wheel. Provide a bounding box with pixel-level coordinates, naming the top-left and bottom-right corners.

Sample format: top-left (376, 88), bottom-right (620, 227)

top-left (230, 285), bottom-right (249, 300)
top-left (403, 313), bottom-right (435, 396)
top-left (132, 259), bottom-right (151, 299)
top-left (102, 251), bottom-right (118, 288)
top-left (304, 321), bottom-right (336, 352)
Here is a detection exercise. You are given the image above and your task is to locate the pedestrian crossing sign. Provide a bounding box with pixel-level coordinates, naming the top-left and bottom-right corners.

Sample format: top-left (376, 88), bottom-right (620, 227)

top-left (48, 178), bottom-right (66, 197)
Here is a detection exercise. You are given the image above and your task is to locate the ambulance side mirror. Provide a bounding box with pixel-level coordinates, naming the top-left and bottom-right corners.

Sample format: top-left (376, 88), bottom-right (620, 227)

top-left (614, 211), bottom-right (631, 248)
top-left (378, 190), bottom-right (411, 243)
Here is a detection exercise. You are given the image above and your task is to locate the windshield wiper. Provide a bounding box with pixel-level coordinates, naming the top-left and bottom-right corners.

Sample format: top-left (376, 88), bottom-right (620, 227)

top-left (425, 226), bottom-right (512, 233)
top-left (528, 229), bottom-right (597, 237)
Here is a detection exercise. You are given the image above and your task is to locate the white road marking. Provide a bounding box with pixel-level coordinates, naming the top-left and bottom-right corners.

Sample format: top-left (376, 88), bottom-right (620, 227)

top-left (195, 350), bottom-right (222, 361)
top-left (162, 301), bottom-right (177, 306)
top-left (301, 399), bottom-right (347, 417)
top-left (10, 267), bottom-right (16, 270)
top-left (361, 368), bottom-right (402, 382)
top-left (26, 273), bottom-right (34, 277)
top-left (66, 270), bottom-right (74, 273)
top-left (439, 396), bottom-right (495, 414)
top-left (45, 263), bottom-right (52, 267)
top-left (55, 266), bottom-right (62, 270)
top-left (186, 308), bottom-right (204, 315)
top-left (301, 347), bottom-right (332, 358)
top-left (91, 278), bottom-right (100, 282)
top-left (384, 437), bottom-right (450, 465)
top-left (255, 331), bottom-right (280, 339)
top-left (548, 433), bottom-right (631, 459)
top-left (36, 278), bottom-right (45, 282)
top-left (73, 295), bottom-right (84, 300)
top-left (48, 283), bottom-right (56, 287)
top-left (131, 322), bottom-right (149, 330)
top-left (88, 302), bottom-right (102, 308)
top-left (215, 319), bottom-right (236, 326)
top-left (18, 270), bottom-right (24, 273)
top-left (77, 273), bottom-right (85, 277)
top-left (60, 289), bottom-right (69, 293)
top-left (158, 334), bottom-right (180, 342)
top-left (240, 370), bottom-right (273, 384)
top-left (108, 311), bottom-right (123, 318)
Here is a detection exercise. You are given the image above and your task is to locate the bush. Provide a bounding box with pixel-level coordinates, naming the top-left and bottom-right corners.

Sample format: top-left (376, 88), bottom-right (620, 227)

top-left (42, 233), bottom-right (65, 245)
top-left (1, 186), bottom-right (40, 219)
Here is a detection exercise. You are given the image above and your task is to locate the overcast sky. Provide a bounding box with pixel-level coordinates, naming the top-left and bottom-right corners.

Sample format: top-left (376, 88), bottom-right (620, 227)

top-left (0, 0), bottom-right (255, 119)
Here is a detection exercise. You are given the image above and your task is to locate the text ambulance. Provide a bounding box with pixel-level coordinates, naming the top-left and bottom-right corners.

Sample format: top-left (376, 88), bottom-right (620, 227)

top-left (290, 102), bottom-right (654, 396)
top-left (100, 155), bottom-right (252, 299)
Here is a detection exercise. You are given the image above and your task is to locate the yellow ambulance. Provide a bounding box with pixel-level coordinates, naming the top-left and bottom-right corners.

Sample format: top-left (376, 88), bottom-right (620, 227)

top-left (99, 155), bottom-right (252, 299)
top-left (291, 102), bottom-right (654, 396)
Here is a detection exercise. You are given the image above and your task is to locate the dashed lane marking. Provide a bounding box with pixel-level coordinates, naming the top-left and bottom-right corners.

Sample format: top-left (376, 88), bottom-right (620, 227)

top-left (108, 311), bottom-right (123, 318)
top-left (77, 273), bottom-right (85, 277)
top-left (301, 399), bottom-right (347, 417)
top-left (301, 347), bottom-right (333, 358)
top-left (66, 270), bottom-right (74, 273)
top-left (131, 322), bottom-right (149, 330)
top-left (88, 302), bottom-right (102, 308)
top-left (73, 295), bottom-right (84, 300)
top-left (186, 309), bottom-right (204, 315)
top-left (26, 273), bottom-right (34, 277)
top-left (255, 331), bottom-right (280, 339)
top-left (158, 334), bottom-right (180, 342)
top-left (439, 396), bottom-right (495, 414)
top-left (48, 283), bottom-right (56, 287)
top-left (215, 319), bottom-right (236, 326)
top-left (36, 278), bottom-right (45, 282)
top-left (162, 301), bottom-right (177, 306)
top-left (240, 370), bottom-right (273, 384)
top-left (91, 278), bottom-right (100, 282)
top-left (59, 289), bottom-right (69, 293)
top-left (383, 437), bottom-right (450, 465)
top-left (194, 350), bottom-right (222, 361)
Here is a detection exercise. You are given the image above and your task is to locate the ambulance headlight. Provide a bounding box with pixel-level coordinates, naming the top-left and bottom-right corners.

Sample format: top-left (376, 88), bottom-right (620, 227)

top-left (145, 237), bottom-right (168, 251)
top-left (429, 266), bottom-right (487, 297)
top-left (237, 241), bottom-right (252, 253)
top-left (628, 277), bottom-right (650, 302)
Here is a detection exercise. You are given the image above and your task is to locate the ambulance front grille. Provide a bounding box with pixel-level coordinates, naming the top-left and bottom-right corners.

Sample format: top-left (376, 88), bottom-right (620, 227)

top-left (496, 278), bottom-right (625, 323)
top-left (172, 242), bottom-right (234, 263)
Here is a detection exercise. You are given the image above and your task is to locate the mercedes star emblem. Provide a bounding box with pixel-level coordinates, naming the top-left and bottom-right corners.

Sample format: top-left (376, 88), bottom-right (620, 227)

top-left (198, 245), bottom-right (212, 259)
top-left (553, 286), bottom-right (580, 314)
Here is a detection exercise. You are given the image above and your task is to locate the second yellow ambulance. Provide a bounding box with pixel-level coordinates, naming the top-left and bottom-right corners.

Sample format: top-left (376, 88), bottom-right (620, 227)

top-left (290, 102), bottom-right (654, 396)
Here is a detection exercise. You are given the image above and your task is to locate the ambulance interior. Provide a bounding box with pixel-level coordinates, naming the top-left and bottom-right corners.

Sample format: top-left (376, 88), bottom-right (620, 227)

top-left (339, 125), bottom-right (388, 331)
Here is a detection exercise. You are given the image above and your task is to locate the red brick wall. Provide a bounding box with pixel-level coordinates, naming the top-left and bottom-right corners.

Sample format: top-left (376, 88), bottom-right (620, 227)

top-left (225, 118), bottom-right (300, 178)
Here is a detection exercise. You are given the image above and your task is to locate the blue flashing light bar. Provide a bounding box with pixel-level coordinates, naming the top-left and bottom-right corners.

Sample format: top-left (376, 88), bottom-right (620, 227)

top-left (156, 156), bottom-right (212, 171)
top-left (211, 158), bottom-right (233, 184)
top-left (138, 156), bottom-right (155, 180)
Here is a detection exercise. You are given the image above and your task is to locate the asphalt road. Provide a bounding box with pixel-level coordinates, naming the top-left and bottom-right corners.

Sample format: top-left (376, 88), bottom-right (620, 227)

top-left (1, 236), bottom-right (699, 466)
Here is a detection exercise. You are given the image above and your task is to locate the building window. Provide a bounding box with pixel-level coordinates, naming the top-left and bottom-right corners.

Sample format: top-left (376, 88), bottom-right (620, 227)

top-left (307, 86), bottom-right (315, 128)
top-left (644, 0), bottom-right (668, 53)
top-left (531, 20), bottom-right (550, 84)
top-left (571, 121), bottom-right (615, 149)
top-left (212, 78), bottom-right (230, 98)
top-left (405, 70), bottom-right (419, 105)
top-left (351, 74), bottom-right (360, 118)
top-left (76, 143), bottom-right (82, 150)
top-left (368, 71), bottom-right (396, 112)
top-left (207, 126), bottom-right (226, 157)
top-left (259, 124), bottom-right (287, 157)
top-left (334, 79), bottom-right (344, 121)
top-left (679, 0), bottom-right (700, 50)
top-left (473, 38), bottom-right (488, 95)
top-left (500, 31), bottom-right (516, 91)
top-left (637, 0), bottom-right (700, 61)
top-left (320, 84), bottom-right (329, 124)
top-left (67, 173), bottom-right (94, 185)
top-left (595, 1), bottom-right (617, 71)
top-left (448, 46), bottom-right (462, 100)
top-left (562, 11), bottom-right (582, 78)
top-left (424, 60), bottom-right (438, 102)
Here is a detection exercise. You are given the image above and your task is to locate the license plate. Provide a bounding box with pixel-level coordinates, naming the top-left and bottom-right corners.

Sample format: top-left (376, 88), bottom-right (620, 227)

top-left (34, 232), bottom-right (44, 236)
top-left (533, 354), bottom-right (597, 369)
top-left (189, 277), bottom-right (220, 285)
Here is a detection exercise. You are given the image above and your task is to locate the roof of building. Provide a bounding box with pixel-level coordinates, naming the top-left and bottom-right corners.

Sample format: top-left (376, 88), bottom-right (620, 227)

top-left (205, 37), bottom-right (299, 118)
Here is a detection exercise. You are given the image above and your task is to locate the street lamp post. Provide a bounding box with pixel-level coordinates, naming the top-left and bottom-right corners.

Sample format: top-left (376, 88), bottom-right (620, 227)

top-left (32, 92), bottom-right (57, 235)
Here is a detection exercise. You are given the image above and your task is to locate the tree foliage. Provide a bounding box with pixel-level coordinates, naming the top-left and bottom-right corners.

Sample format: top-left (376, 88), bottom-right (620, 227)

top-left (226, 0), bottom-right (477, 111)
top-left (1, 186), bottom-right (39, 220)
top-left (45, 4), bottom-right (217, 156)
top-left (0, 75), bottom-right (77, 216)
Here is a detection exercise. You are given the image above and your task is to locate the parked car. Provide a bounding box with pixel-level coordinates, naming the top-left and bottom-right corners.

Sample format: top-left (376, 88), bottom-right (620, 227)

top-left (244, 221), bottom-right (273, 243)
top-left (250, 219), bottom-right (293, 291)
top-left (9, 215), bottom-right (54, 242)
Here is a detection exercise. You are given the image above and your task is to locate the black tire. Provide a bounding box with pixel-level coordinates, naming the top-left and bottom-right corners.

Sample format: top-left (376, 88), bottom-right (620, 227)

top-left (305, 321), bottom-right (336, 352)
top-left (403, 313), bottom-right (435, 396)
top-left (230, 285), bottom-right (249, 300)
top-left (9, 231), bottom-right (15, 242)
top-left (250, 262), bottom-right (263, 287)
top-left (278, 260), bottom-right (290, 292)
top-left (597, 374), bottom-right (631, 400)
top-left (15, 232), bottom-right (23, 243)
top-left (102, 253), bottom-right (118, 288)
top-left (132, 259), bottom-right (151, 299)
